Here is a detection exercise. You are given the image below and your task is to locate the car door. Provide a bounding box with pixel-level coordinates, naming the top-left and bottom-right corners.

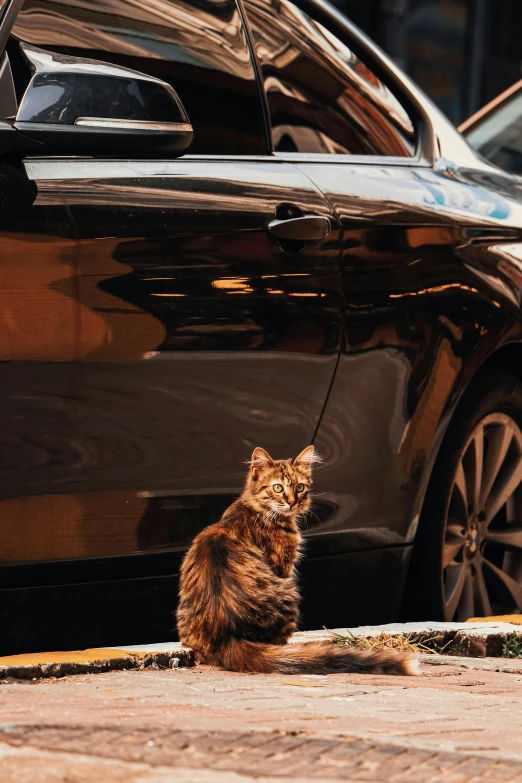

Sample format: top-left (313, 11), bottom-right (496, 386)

top-left (244, 0), bottom-right (511, 626)
top-left (6, 0), bottom-right (343, 579)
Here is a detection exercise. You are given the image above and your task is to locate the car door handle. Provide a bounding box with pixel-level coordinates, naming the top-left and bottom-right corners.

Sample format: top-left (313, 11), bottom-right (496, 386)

top-left (267, 215), bottom-right (331, 243)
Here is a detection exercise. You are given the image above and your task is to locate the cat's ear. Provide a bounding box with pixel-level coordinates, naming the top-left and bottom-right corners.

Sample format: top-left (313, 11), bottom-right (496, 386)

top-left (293, 445), bottom-right (321, 470)
top-left (250, 447), bottom-right (274, 479)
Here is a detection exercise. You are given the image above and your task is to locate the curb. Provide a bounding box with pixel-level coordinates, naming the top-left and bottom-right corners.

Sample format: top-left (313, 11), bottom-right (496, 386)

top-left (297, 621), bottom-right (522, 658)
top-left (3, 620), bottom-right (522, 681)
top-left (0, 646), bottom-right (194, 681)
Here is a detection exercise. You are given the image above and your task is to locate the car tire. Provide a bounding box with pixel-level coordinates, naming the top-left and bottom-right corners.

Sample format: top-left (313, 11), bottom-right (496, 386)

top-left (405, 370), bottom-right (522, 622)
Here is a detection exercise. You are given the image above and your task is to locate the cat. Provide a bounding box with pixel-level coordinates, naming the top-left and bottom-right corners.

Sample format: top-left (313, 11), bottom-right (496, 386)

top-left (176, 445), bottom-right (417, 675)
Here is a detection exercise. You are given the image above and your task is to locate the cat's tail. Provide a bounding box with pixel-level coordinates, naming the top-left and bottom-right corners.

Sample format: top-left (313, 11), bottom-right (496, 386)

top-left (218, 637), bottom-right (418, 675)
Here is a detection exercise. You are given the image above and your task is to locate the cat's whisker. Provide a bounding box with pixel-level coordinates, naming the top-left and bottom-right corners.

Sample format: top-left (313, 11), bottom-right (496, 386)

top-left (301, 508), bottom-right (311, 526)
top-left (266, 508), bottom-right (281, 526)
top-left (297, 506), bottom-right (321, 530)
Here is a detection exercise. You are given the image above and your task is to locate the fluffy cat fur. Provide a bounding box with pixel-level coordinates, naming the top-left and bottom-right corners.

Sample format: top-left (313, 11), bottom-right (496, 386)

top-left (177, 446), bottom-right (417, 675)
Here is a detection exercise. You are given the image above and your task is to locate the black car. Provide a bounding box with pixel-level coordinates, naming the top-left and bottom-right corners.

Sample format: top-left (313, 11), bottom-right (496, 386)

top-left (2, 0), bottom-right (522, 655)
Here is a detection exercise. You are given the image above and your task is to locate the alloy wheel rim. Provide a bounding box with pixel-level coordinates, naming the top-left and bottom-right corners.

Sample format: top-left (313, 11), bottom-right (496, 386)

top-left (443, 412), bottom-right (522, 621)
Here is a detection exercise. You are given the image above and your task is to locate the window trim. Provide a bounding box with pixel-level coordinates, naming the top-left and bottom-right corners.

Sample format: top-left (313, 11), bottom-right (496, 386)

top-left (273, 151), bottom-right (431, 167)
top-left (234, 0), bottom-right (271, 156)
top-left (24, 153), bottom-right (430, 167)
top-left (240, 0), bottom-right (437, 166)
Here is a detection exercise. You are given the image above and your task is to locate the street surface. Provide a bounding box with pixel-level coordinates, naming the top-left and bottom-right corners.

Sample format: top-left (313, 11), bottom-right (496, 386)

top-left (3, 654), bottom-right (522, 781)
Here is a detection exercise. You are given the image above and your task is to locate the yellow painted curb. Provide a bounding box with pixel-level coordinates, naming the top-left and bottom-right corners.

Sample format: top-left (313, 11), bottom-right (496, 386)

top-left (0, 646), bottom-right (194, 680)
top-left (466, 615), bottom-right (522, 625)
top-left (0, 648), bottom-right (148, 668)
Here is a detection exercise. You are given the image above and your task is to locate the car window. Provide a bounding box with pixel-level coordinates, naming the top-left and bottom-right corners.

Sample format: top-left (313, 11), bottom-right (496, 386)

top-left (9, 0), bottom-right (267, 155)
top-left (244, 0), bottom-right (416, 157)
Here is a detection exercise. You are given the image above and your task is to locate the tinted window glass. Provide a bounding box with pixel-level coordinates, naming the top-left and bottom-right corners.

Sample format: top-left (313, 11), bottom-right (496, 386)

top-left (245, 0), bottom-right (415, 156)
top-left (11, 0), bottom-right (267, 155)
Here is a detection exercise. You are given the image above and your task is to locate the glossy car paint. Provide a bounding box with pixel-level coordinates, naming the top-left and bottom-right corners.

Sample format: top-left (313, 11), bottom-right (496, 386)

top-left (2, 0), bottom-right (522, 652)
top-left (309, 160), bottom-right (522, 553)
top-left (12, 156), bottom-right (342, 563)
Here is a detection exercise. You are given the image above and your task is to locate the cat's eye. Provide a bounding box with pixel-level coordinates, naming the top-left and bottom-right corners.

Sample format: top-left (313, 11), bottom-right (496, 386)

top-left (272, 483), bottom-right (283, 493)
top-left (296, 483), bottom-right (305, 493)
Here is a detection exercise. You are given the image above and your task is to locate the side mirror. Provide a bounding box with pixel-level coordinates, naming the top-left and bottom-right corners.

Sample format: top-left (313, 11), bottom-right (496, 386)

top-left (0, 44), bottom-right (193, 157)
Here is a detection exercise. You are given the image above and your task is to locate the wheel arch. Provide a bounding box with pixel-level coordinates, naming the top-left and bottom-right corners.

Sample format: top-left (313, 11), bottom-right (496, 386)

top-left (476, 342), bottom-right (522, 385)
top-left (409, 339), bottom-right (522, 545)
top-left (402, 346), bottom-right (522, 620)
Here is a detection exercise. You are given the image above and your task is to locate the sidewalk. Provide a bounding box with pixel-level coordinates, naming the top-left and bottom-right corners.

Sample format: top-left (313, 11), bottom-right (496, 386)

top-left (3, 641), bottom-right (522, 781)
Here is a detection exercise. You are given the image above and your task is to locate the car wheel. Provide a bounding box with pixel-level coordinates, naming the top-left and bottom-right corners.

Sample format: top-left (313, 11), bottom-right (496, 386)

top-left (407, 371), bottom-right (522, 622)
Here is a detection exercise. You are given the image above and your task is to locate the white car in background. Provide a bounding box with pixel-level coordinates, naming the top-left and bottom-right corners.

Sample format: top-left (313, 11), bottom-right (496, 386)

top-left (460, 80), bottom-right (522, 174)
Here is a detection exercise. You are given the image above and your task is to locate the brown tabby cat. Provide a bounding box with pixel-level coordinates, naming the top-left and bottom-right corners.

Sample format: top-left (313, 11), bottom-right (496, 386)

top-left (177, 446), bottom-right (417, 675)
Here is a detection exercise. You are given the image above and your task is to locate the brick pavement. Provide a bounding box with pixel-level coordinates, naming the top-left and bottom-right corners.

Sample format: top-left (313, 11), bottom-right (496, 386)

top-left (2, 654), bottom-right (522, 781)
top-left (4, 725), bottom-right (522, 782)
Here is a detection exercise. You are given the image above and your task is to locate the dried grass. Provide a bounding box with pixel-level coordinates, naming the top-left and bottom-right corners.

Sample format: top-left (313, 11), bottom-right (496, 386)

top-left (325, 628), bottom-right (442, 655)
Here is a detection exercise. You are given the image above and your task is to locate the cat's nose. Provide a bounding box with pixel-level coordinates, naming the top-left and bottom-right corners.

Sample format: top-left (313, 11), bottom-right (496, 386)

top-left (288, 498), bottom-right (296, 507)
